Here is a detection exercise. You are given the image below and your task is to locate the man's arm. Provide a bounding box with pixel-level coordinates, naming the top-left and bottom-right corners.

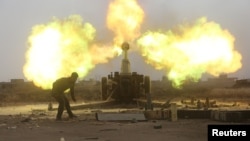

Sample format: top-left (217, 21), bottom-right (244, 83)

top-left (70, 85), bottom-right (76, 102)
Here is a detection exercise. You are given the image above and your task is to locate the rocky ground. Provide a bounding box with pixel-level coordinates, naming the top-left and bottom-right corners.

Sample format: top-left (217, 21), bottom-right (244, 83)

top-left (1, 86), bottom-right (250, 141)
top-left (0, 101), bottom-right (249, 141)
top-left (0, 108), bottom-right (216, 141)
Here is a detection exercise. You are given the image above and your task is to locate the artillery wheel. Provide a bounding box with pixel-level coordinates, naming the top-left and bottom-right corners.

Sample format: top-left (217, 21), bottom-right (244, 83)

top-left (101, 77), bottom-right (108, 100)
top-left (144, 76), bottom-right (151, 94)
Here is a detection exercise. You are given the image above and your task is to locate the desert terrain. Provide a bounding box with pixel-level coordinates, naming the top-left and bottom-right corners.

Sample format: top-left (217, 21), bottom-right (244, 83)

top-left (0, 80), bottom-right (250, 141)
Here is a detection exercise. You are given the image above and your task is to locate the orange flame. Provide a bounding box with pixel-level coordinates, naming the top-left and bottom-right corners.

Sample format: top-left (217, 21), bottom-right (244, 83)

top-left (23, 1), bottom-right (243, 90)
top-left (23, 15), bottom-right (116, 89)
top-left (137, 17), bottom-right (242, 88)
top-left (106, 0), bottom-right (144, 54)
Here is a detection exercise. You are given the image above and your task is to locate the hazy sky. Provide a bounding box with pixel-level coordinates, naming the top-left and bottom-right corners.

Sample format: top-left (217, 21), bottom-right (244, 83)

top-left (1, 0), bottom-right (250, 82)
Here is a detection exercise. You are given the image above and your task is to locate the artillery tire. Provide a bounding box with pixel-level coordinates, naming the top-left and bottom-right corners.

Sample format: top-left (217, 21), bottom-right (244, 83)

top-left (101, 77), bottom-right (108, 100)
top-left (144, 76), bottom-right (151, 94)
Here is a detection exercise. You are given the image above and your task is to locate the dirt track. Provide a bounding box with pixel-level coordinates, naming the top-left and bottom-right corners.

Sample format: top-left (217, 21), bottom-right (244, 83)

top-left (0, 112), bottom-right (219, 141)
top-left (1, 103), bottom-right (249, 141)
top-left (1, 76), bottom-right (250, 141)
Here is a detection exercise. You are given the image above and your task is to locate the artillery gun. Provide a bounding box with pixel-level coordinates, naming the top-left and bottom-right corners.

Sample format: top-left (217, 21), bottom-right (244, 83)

top-left (101, 42), bottom-right (151, 103)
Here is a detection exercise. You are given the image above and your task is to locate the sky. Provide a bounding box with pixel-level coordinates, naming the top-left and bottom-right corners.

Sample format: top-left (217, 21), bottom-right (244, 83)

top-left (0, 0), bottom-right (250, 82)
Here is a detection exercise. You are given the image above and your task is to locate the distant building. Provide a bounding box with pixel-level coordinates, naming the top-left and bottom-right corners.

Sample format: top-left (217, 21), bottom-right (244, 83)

top-left (233, 79), bottom-right (250, 88)
top-left (197, 74), bottom-right (237, 88)
top-left (0, 82), bottom-right (13, 89)
top-left (10, 79), bottom-right (24, 83)
top-left (0, 79), bottom-right (36, 90)
top-left (160, 74), bottom-right (238, 89)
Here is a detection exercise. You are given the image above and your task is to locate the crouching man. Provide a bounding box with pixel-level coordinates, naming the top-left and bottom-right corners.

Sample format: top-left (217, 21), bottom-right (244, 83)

top-left (51, 72), bottom-right (78, 121)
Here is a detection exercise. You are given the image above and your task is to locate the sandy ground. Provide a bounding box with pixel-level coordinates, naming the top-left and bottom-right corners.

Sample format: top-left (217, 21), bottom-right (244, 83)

top-left (1, 103), bottom-right (248, 141)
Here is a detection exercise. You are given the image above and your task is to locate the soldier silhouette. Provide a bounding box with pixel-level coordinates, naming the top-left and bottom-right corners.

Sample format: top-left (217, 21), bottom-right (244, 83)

top-left (51, 72), bottom-right (78, 120)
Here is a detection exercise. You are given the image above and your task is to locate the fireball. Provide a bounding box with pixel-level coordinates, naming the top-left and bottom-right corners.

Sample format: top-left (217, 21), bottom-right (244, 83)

top-left (137, 17), bottom-right (242, 88)
top-left (106, 0), bottom-right (144, 54)
top-left (23, 15), bottom-right (115, 89)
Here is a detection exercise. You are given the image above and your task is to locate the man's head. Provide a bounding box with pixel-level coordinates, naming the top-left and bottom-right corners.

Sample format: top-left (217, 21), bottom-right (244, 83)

top-left (70, 72), bottom-right (78, 82)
